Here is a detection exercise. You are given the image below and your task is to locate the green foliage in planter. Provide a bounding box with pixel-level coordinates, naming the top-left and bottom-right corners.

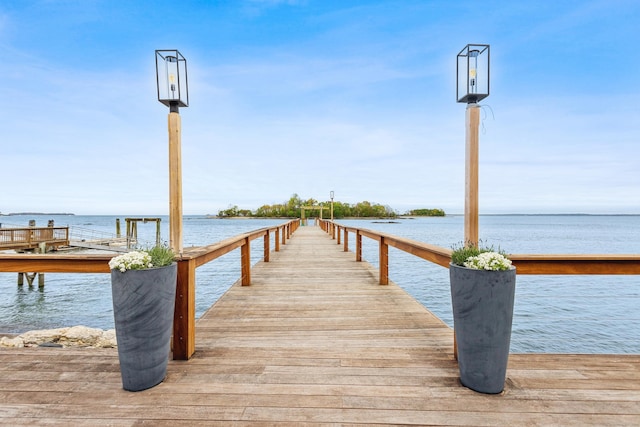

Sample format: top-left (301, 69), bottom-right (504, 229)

top-left (451, 241), bottom-right (511, 270)
top-left (146, 245), bottom-right (175, 268)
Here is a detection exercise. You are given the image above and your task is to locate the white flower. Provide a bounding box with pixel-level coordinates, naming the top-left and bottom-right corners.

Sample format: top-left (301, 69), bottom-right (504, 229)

top-left (108, 251), bottom-right (153, 272)
top-left (463, 252), bottom-right (512, 271)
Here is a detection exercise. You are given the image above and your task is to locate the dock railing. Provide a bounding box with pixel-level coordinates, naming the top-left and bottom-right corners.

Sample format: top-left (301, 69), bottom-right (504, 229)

top-left (319, 218), bottom-right (640, 357)
top-left (2, 218), bottom-right (638, 359)
top-left (0, 219), bottom-right (300, 360)
top-left (318, 219), bottom-right (640, 281)
top-left (0, 226), bottom-right (70, 251)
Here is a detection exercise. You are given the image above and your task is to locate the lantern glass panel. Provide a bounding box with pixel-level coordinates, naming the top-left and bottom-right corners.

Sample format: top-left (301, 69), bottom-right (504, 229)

top-left (456, 44), bottom-right (489, 103)
top-left (155, 50), bottom-right (189, 108)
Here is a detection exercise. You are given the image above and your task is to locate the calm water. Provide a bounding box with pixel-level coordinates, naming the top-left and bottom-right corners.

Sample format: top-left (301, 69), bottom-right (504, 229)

top-left (1, 214), bottom-right (639, 354)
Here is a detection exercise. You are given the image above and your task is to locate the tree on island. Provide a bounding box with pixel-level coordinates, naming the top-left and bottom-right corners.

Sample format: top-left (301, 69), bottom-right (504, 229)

top-left (405, 208), bottom-right (445, 217)
top-left (217, 195), bottom-right (445, 219)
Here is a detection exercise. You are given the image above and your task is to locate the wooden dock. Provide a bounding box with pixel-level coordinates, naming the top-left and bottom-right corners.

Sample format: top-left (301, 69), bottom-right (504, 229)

top-left (1, 226), bottom-right (639, 425)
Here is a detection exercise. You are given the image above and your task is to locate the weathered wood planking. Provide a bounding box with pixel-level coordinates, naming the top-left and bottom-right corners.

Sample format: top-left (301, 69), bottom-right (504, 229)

top-left (0, 226), bottom-right (639, 425)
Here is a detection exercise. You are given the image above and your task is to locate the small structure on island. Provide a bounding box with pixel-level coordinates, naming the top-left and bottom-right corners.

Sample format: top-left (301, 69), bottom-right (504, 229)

top-left (301, 205), bottom-right (326, 226)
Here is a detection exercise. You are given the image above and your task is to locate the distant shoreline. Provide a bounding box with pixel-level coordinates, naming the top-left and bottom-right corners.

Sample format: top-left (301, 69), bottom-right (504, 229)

top-left (1, 213), bottom-right (75, 216)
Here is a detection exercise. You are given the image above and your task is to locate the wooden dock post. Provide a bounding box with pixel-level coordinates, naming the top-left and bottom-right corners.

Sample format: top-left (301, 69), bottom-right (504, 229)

top-left (173, 258), bottom-right (196, 360)
top-left (379, 236), bottom-right (389, 285)
top-left (168, 111), bottom-right (184, 255)
top-left (17, 272), bottom-right (43, 288)
top-left (343, 227), bottom-right (349, 252)
top-left (241, 237), bottom-right (251, 286)
top-left (263, 230), bottom-right (270, 262)
top-left (464, 102), bottom-right (480, 247)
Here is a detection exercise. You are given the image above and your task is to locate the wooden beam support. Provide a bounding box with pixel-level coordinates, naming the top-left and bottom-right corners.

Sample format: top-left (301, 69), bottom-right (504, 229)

top-left (173, 257), bottom-right (196, 360)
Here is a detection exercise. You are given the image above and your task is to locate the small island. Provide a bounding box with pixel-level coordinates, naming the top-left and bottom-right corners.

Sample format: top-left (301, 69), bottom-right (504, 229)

top-left (405, 208), bottom-right (445, 217)
top-left (213, 194), bottom-right (445, 219)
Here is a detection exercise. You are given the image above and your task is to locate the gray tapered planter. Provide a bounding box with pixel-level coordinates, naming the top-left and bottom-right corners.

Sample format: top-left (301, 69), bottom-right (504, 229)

top-left (111, 263), bottom-right (177, 391)
top-left (450, 263), bottom-right (516, 394)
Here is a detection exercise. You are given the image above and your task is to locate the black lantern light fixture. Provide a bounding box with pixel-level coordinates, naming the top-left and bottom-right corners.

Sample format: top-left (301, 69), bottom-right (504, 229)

top-left (155, 49), bottom-right (189, 112)
top-left (456, 44), bottom-right (490, 104)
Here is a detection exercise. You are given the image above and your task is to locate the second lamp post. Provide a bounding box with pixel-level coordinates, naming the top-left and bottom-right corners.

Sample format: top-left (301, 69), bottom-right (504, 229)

top-left (156, 49), bottom-right (189, 255)
top-left (456, 44), bottom-right (489, 247)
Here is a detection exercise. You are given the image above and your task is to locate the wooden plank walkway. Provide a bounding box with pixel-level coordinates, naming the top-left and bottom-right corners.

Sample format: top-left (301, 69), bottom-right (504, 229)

top-left (1, 225), bottom-right (639, 425)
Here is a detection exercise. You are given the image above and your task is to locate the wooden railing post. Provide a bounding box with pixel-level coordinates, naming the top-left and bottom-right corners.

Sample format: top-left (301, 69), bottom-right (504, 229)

top-left (282, 225), bottom-right (287, 245)
top-left (264, 230), bottom-right (270, 262)
top-left (379, 236), bottom-right (389, 285)
top-left (241, 237), bottom-right (251, 286)
top-left (173, 258), bottom-right (196, 360)
top-left (337, 226), bottom-right (341, 245)
top-left (356, 231), bottom-right (362, 262)
top-left (343, 229), bottom-right (349, 252)
top-left (275, 228), bottom-right (280, 252)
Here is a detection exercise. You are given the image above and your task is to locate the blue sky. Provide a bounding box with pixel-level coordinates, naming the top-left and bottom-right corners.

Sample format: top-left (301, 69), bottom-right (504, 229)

top-left (1, 0), bottom-right (639, 215)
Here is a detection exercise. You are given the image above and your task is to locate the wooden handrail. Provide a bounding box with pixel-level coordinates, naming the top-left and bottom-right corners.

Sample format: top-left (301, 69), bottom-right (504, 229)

top-left (0, 219), bottom-right (300, 360)
top-left (320, 218), bottom-right (640, 360)
top-left (320, 219), bottom-right (640, 282)
top-left (0, 253), bottom-right (112, 273)
top-left (164, 219), bottom-right (300, 359)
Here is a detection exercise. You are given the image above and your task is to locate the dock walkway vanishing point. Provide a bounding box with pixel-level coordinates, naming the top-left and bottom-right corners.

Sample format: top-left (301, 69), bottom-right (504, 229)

top-left (1, 225), bottom-right (639, 425)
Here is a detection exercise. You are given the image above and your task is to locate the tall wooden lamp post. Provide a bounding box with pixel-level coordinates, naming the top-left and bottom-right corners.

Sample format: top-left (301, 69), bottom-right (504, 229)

top-left (330, 191), bottom-right (335, 221)
top-left (156, 50), bottom-right (189, 255)
top-left (457, 44), bottom-right (489, 247)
